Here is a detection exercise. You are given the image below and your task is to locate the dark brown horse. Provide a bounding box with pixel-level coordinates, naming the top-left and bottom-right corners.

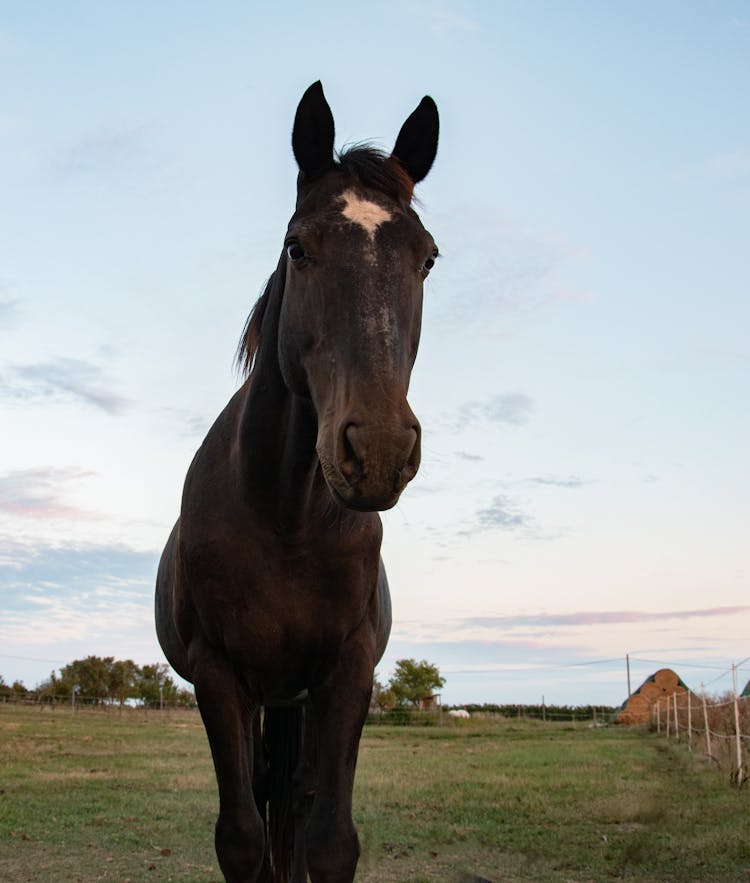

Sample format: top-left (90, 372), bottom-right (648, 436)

top-left (155, 81), bottom-right (439, 883)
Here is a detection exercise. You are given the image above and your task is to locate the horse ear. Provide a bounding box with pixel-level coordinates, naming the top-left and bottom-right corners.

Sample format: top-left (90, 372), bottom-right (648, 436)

top-left (292, 81), bottom-right (336, 179)
top-left (392, 96), bottom-right (439, 185)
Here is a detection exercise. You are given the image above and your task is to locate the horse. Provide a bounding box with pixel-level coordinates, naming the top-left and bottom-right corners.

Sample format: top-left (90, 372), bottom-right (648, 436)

top-left (155, 81), bottom-right (439, 883)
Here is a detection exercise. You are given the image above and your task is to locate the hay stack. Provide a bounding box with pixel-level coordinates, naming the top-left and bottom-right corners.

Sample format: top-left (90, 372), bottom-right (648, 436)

top-left (614, 668), bottom-right (688, 725)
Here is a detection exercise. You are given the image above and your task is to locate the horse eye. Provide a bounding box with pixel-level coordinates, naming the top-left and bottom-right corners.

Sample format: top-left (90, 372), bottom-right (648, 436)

top-left (423, 246), bottom-right (439, 274)
top-left (286, 242), bottom-right (306, 262)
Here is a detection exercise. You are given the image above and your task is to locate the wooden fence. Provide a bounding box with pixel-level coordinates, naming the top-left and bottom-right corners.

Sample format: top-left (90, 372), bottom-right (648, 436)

top-left (651, 669), bottom-right (749, 786)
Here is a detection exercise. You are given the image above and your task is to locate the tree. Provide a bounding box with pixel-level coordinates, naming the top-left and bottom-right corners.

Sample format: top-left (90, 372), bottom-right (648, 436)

top-left (370, 675), bottom-right (395, 712)
top-left (32, 658), bottom-right (194, 707)
top-left (136, 663), bottom-right (179, 707)
top-left (388, 658), bottom-right (445, 708)
top-left (0, 678), bottom-right (30, 701)
top-left (109, 659), bottom-right (139, 706)
top-left (36, 670), bottom-right (71, 702)
top-left (58, 656), bottom-right (115, 704)
top-left (174, 687), bottom-right (197, 708)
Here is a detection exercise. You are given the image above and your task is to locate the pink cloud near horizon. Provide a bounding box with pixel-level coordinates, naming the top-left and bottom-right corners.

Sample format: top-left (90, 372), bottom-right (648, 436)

top-left (462, 606), bottom-right (750, 630)
top-left (0, 467), bottom-right (97, 521)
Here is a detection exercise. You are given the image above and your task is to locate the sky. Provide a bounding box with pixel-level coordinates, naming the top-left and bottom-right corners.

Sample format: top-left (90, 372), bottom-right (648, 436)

top-left (1, 2), bottom-right (748, 706)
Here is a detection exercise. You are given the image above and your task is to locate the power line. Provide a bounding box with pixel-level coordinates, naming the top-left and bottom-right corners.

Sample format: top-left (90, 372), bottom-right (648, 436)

top-left (561, 657), bottom-right (623, 668)
top-left (0, 653), bottom-right (68, 665)
top-left (630, 657), bottom-right (735, 672)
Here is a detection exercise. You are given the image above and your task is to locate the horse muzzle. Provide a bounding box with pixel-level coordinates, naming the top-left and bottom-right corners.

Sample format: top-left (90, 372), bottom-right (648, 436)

top-left (319, 410), bottom-right (422, 511)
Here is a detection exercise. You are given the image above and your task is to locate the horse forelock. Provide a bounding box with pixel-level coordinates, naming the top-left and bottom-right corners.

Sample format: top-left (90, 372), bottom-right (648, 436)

top-left (335, 144), bottom-right (415, 206)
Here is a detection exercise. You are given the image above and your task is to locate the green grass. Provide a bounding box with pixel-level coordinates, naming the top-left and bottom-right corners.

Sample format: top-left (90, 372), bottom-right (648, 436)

top-left (0, 706), bottom-right (218, 882)
top-left (355, 722), bottom-right (750, 881)
top-left (1, 707), bottom-right (749, 881)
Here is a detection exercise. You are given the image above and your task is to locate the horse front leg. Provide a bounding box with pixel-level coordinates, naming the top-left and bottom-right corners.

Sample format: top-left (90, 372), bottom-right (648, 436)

top-left (190, 641), bottom-right (266, 883)
top-left (290, 699), bottom-right (317, 883)
top-left (306, 637), bottom-right (374, 883)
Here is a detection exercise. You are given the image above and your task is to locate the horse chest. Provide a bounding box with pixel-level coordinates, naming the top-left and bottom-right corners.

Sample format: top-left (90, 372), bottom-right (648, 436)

top-left (191, 536), bottom-right (378, 692)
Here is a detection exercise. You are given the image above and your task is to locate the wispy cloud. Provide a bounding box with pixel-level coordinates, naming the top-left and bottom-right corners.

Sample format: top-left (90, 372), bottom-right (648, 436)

top-left (460, 607), bottom-right (750, 630)
top-left (530, 474), bottom-right (590, 489)
top-left (475, 493), bottom-right (532, 532)
top-left (405, 481), bottom-right (441, 497)
top-left (54, 123), bottom-right (151, 176)
top-left (2, 357), bottom-right (129, 414)
top-left (709, 149), bottom-right (750, 178)
top-left (407, 0), bottom-right (478, 34)
top-left (0, 539), bottom-right (159, 648)
top-left (454, 450), bottom-right (484, 462)
top-left (384, 635), bottom-right (566, 661)
top-left (159, 406), bottom-right (210, 439)
top-left (429, 211), bottom-right (593, 332)
top-left (550, 288), bottom-right (597, 303)
top-left (0, 468), bottom-right (96, 520)
top-left (0, 292), bottom-right (22, 323)
top-left (722, 17), bottom-right (750, 32)
top-left (456, 393), bottom-right (533, 428)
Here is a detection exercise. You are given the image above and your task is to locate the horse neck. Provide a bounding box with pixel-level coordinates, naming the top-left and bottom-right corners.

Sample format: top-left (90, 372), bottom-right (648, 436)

top-left (235, 301), bottom-right (334, 533)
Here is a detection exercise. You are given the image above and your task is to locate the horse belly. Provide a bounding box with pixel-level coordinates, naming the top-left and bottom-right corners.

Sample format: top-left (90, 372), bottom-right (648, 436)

top-left (154, 521), bottom-right (192, 682)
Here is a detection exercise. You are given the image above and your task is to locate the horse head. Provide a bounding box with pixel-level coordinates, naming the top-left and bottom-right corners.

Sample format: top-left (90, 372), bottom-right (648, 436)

top-left (278, 81), bottom-right (439, 512)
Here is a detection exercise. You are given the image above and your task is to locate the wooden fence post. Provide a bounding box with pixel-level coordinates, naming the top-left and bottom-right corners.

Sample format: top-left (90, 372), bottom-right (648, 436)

top-left (733, 693), bottom-right (743, 783)
top-left (732, 664), bottom-right (743, 784)
top-left (674, 693), bottom-right (679, 740)
top-left (687, 690), bottom-right (692, 751)
top-left (701, 685), bottom-right (712, 760)
top-left (666, 693), bottom-right (671, 738)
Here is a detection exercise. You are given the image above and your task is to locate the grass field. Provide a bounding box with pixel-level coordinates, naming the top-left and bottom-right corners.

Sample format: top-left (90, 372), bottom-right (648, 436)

top-left (1, 705), bottom-right (749, 882)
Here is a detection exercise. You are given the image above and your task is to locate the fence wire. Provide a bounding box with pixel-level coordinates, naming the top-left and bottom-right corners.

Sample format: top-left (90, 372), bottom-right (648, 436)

top-left (651, 675), bottom-right (749, 787)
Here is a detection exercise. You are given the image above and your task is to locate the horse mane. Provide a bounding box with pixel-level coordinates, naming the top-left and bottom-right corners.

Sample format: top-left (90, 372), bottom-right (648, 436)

top-left (235, 146), bottom-right (414, 378)
top-left (235, 270), bottom-right (278, 377)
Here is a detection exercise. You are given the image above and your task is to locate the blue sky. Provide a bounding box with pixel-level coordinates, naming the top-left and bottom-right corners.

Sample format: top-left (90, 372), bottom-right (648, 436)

top-left (1, 2), bottom-right (748, 705)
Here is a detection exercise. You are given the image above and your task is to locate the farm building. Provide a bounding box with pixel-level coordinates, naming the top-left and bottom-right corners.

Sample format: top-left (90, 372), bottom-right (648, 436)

top-left (417, 693), bottom-right (441, 710)
top-left (614, 668), bottom-right (689, 725)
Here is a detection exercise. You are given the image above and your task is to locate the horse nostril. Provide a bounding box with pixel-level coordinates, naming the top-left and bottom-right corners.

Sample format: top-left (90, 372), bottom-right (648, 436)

top-left (397, 427), bottom-right (420, 488)
top-left (339, 424), bottom-right (363, 485)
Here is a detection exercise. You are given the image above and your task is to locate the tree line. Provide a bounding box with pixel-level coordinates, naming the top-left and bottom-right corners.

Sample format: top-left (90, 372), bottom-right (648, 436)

top-left (0, 656), bottom-right (195, 707)
top-left (2, 655), bottom-right (447, 710)
top-left (459, 702), bottom-right (619, 720)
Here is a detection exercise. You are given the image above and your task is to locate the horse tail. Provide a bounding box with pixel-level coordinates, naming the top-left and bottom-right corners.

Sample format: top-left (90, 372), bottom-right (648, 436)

top-left (262, 705), bottom-right (302, 883)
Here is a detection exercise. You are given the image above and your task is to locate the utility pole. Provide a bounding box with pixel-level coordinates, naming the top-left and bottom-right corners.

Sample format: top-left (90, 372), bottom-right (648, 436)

top-left (626, 654), bottom-right (632, 698)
